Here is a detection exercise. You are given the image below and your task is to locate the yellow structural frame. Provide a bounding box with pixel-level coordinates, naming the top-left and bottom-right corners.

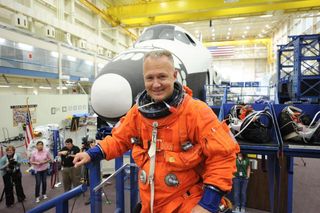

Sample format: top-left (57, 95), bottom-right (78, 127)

top-left (105, 0), bottom-right (320, 27)
top-left (204, 38), bottom-right (274, 64)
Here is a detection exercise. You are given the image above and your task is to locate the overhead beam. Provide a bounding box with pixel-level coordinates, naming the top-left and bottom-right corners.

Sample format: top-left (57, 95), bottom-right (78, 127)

top-left (105, 0), bottom-right (320, 27)
top-left (107, 0), bottom-right (298, 19)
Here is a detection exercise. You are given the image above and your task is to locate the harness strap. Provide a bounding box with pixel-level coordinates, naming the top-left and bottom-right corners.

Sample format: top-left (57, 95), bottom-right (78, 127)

top-left (148, 121), bottom-right (158, 213)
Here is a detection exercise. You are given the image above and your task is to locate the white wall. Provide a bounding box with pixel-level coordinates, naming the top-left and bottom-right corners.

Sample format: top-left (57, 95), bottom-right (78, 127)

top-left (0, 94), bottom-right (88, 141)
top-left (213, 58), bottom-right (268, 83)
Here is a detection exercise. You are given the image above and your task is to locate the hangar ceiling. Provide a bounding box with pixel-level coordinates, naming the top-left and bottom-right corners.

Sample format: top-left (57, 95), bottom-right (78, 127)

top-left (90, 0), bottom-right (320, 42)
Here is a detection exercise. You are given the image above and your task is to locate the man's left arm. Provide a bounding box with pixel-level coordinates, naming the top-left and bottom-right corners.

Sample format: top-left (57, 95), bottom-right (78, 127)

top-left (195, 103), bottom-right (240, 212)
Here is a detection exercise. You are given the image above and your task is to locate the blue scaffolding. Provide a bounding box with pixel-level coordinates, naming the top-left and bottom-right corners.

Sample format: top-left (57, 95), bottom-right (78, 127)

top-left (277, 34), bottom-right (320, 103)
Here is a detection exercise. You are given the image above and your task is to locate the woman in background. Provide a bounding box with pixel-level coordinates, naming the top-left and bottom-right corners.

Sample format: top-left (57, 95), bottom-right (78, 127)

top-left (30, 141), bottom-right (52, 203)
top-left (233, 153), bottom-right (251, 213)
top-left (0, 145), bottom-right (26, 207)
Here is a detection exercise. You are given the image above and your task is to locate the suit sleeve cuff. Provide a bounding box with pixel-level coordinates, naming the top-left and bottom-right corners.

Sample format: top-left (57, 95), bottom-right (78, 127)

top-left (198, 185), bottom-right (223, 213)
top-left (86, 144), bottom-right (105, 161)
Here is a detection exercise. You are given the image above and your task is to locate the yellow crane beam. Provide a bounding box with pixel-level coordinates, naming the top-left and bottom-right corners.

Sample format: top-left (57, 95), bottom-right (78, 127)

top-left (204, 38), bottom-right (274, 64)
top-left (105, 0), bottom-right (320, 27)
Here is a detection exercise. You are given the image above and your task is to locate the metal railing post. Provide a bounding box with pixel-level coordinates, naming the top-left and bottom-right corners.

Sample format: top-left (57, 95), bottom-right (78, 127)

top-left (115, 157), bottom-right (124, 212)
top-left (88, 161), bottom-right (102, 213)
top-left (130, 155), bottom-right (139, 212)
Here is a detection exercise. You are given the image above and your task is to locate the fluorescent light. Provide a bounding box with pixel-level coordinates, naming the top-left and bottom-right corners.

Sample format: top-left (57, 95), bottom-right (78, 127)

top-left (18, 85), bottom-right (34, 89)
top-left (39, 86), bottom-right (52, 90)
top-left (211, 28), bottom-right (215, 32)
top-left (85, 60), bottom-right (93, 66)
top-left (56, 86), bottom-right (68, 90)
top-left (195, 30), bottom-right (199, 34)
top-left (67, 55), bottom-right (76, 62)
top-left (226, 36), bottom-right (230, 39)
top-left (242, 35), bottom-right (246, 38)
top-left (231, 17), bottom-right (246, 21)
top-left (183, 22), bottom-right (194, 25)
top-left (212, 33), bottom-right (215, 36)
top-left (265, 24), bottom-right (270, 28)
top-left (227, 32), bottom-right (231, 35)
top-left (17, 43), bottom-right (33, 51)
top-left (0, 85), bottom-right (10, 88)
top-left (0, 38), bottom-right (5, 44)
top-left (260, 14), bottom-right (273, 18)
top-left (246, 26), bottom-right (250, 30)
top-left (51, 51), bottom-right (59, 58)
top-left (228, 27), bottom-right (232, 31)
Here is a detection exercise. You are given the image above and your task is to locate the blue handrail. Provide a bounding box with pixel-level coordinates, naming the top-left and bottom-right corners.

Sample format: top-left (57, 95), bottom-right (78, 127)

top-left (27, 184), bottom-right (88, 213)
top-left (27, 154), bottom-right (138, 213)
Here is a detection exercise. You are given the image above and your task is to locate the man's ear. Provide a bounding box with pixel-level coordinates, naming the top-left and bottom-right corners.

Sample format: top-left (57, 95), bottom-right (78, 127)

top-left (173, 69), bottom-right (178, 80)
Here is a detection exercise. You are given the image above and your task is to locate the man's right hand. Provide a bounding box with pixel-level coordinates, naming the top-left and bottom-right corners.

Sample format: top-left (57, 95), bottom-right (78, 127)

top-left (73, 152), bottom-right (91, 168)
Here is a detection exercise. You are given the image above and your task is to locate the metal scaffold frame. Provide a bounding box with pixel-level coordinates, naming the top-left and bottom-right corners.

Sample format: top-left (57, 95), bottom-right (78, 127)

top-left (277, 34), bottom-right (320, 103)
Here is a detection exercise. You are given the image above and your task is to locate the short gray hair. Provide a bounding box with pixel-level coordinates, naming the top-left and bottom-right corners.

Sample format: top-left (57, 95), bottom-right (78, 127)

top-left (144, 50), bottom-right (174, 67)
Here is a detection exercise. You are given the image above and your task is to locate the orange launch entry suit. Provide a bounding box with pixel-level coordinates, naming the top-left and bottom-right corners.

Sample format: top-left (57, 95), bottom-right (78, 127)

top-left (98, 90), bottom-right (239, 212)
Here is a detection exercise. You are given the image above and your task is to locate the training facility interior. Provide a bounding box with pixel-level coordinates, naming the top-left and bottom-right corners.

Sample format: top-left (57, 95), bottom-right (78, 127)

top-left (0, 1), bottom-right (320, 213)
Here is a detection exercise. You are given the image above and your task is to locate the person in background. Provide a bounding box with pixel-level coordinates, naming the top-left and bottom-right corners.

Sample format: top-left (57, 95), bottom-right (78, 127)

top-left (58, 138), bottom-right (81, 192)
top-left (233, 153), bottom-right (251, 213)
top-left (73, 50), bottom-right (239, 213)
top-left (0, 145), bottom-right (26, 207)
top-left (80, 137), bottom-right (97, 205)
top-left (29, 141), bottom-right (52, 203)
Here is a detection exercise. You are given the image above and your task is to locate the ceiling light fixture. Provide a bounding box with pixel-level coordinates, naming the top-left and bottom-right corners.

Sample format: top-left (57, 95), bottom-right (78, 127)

top-left (246, 26), bottom-right (250, 30)
top-left (18, 85), bottom-right (34, 89)
top-left (17, 43), bottom-right (34, 51)
top-left (0, 85), bottom-right (10, 88)
top-left (231, 17), bottom-right (246, 21)
top-left (39, 86), bottom-right (52, 90)
top-left (228, 27), bottom-right (232, 31)
top-left (56, 86), bottom-right (68, 90)
top-left (183, 22), bottom-right (195, 25)
top-left (67, 56), bottom-right (76, 62)
top-left (260, 14), bottom-right (273, 18)
top-left (51, 51), bottom-right (59, 58)
top-left (85, 60), bottom-right (93, 66)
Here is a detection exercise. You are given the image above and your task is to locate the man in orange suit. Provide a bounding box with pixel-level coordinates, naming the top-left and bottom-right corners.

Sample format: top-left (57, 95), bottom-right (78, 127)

top-left (73, 50), bottom-right (239, 213)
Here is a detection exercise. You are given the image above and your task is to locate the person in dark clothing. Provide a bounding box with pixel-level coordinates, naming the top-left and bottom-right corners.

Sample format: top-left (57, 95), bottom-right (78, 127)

top-left (58, 138), bottom-right (81, 192)
top-left (0, 145), bottom-right (26, 207)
